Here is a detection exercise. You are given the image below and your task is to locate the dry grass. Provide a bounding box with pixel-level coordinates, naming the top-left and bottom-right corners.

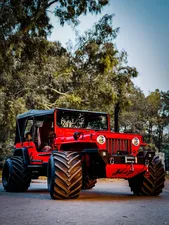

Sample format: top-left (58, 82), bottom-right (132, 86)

top-left (165, 173), bottom-right (169, 179)
top-left (38, 176), bottom-right (47, 180)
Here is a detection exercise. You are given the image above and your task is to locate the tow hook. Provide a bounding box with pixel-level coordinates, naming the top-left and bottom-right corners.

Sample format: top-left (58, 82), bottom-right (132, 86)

top-left (130, 163), bottom-right (134, 172)
top-left (145, 159), bottom-right (149, 172)
top-left (145, 159), bottom-right (149, 166)
top-left (109, 157), bottom-right (114, 164)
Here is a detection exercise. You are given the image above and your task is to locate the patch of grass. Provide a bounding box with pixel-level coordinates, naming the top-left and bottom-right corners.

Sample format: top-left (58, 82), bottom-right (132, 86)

top-left (165, 173), bottom-right (169, 179)
top-left (38, 176), bottom-right (47, 180)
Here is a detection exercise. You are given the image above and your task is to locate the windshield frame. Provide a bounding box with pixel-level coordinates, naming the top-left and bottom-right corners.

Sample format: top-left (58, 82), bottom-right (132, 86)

top-left (56, 110), bottom-right (108, 131)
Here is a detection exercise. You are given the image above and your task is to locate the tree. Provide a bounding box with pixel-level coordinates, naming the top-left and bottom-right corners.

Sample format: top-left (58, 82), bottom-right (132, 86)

top-left (0, 0), bottom-right (109, 76)
top-left (0, 0), bottom-right (109, 36)
top-left (0, 13), bottom-right (139, 142)
top-left (119, 86), bottom-right (147, 133)
top-left (50, 14), bottom-right (138, 122)
top-left (120, 88), bottom-right (169, 151)
top-left (0, 40), bottom-right (70, 142)
top-left (155, 91), bottom-right (169, 151)
top-left (144, 89), bottom-right (161, 144)
top-left (0, 0), bottom-right (110, 143)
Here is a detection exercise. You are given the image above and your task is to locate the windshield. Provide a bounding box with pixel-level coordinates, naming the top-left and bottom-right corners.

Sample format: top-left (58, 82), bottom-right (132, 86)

top-left (57, 110), bottom-right (108, 130)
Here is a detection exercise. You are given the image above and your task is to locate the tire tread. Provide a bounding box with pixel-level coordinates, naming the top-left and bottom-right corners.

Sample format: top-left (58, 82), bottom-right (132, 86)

top-left (128, 156), bottom-right (165, 196)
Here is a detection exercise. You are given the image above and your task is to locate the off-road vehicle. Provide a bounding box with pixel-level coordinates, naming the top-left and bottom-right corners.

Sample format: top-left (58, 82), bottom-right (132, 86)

top-left (2, 107), bottom-right (165, 199)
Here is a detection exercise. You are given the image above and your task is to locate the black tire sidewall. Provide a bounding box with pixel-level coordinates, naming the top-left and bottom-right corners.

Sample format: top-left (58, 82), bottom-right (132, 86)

top-left (2, 158), bottom-right (13, 188)
top-left (128, 156), bottom-right (165, 196)
top-left (47, 155), bottom-right (55, 197)
top-left (82, 175), bottom-right (96, 189)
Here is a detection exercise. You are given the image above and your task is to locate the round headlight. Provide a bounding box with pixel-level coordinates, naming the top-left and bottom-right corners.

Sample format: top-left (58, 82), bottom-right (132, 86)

top-left (132, 137), bottom-right (140, 146)
top-left (97, 135), bottom-right (106, 144)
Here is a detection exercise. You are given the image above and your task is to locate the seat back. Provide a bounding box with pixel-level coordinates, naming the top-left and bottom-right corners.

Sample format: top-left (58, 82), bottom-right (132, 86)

top-left (39, 122), bottom-right (53, 147)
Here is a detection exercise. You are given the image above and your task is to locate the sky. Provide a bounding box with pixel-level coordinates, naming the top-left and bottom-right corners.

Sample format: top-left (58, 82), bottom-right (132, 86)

top-left (48, 0), bottom-right (169, 96)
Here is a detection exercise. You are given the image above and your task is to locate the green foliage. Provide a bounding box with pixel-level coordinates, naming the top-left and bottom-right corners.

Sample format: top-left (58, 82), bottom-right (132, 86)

top-left (62, 14), bottom-right (138, 117)
top-left (120, 88), bottom-right (169, 151)
top-left (120, 87), bottom-right (147, 133)
top-left (0, 0), bottom-right (109, 143)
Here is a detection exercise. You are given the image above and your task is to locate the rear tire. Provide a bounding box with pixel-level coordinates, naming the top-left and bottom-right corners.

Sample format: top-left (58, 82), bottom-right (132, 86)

top-left (2, 156), bottom-right (31, 192)
top-left (47, 151), bottom-right (82, 199)
top-left (82, 175), bottom-right (97, 189)
top-left (128, 156), bottom-right (165, 196)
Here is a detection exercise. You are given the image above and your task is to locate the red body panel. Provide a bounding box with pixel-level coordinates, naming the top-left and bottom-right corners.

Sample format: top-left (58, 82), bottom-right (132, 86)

top-left (15, 142), bottom-right (50, 164)
top-left (106, 164), bottom-right (148, 179)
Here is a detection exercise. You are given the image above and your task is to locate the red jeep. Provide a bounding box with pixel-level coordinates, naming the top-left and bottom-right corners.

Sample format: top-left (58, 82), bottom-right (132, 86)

top-left (2, 108), bottom-right (165, 199)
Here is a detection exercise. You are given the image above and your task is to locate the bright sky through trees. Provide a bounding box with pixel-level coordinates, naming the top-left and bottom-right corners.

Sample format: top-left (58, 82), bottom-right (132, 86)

top-left (48, 0), bottom-right (169, 96)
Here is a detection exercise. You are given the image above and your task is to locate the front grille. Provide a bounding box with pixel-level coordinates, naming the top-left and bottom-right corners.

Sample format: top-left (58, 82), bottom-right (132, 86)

top-left (106, 138), bottom-right (132, 155)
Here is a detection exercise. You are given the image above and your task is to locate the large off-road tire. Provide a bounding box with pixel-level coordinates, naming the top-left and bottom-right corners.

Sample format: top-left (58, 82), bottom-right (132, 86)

top-left (47, 151), bottom-right (82, 199)
top-left (128, 156), bottom-right (165, 196)
top-left (2, 156), bottom-right (31, 192)
top-left (82, 175), bottom-right (97, 189)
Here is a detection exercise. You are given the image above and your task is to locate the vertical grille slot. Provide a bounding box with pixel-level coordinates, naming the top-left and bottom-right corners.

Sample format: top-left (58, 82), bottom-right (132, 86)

top-left (106, 138), bottom-right (132, 155)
